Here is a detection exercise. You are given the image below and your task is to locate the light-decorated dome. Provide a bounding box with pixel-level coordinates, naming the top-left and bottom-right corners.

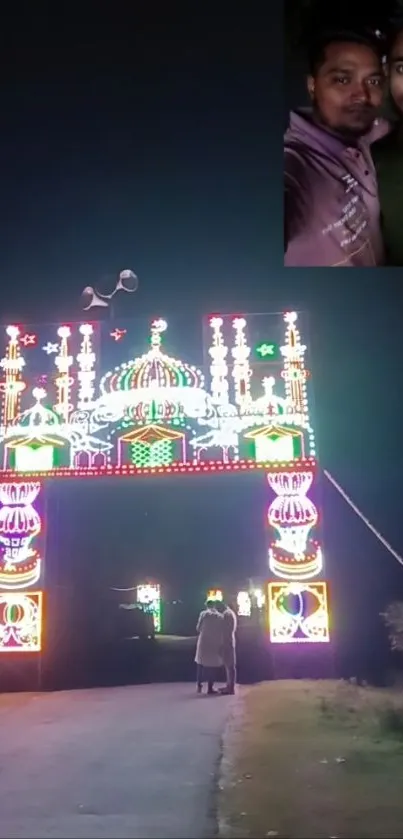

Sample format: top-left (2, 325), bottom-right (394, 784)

top-left (10, 388), bottom-right (61, 431)
top-left (5, 388), bottom-right (69, 446)
top-left (100, 319), bottom-right (205, 396)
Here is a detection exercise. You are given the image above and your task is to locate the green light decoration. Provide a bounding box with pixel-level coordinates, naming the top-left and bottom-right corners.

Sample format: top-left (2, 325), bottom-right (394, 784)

top-left (9, 604), bottom-right (19, 624)
top-left (131, 439), bottom-right (174, 468)
top-left (255, 341), bottom-right (277, 359)
top-left (121, 423), bottom-right (186, 468)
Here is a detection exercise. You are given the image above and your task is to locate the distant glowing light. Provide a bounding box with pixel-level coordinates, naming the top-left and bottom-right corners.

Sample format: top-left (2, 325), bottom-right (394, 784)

top-left (253, 588), bottom-right (265, 609)
top-left (237, 591), bottom-right (251, 617)
top-left (207, 589), bottom-right (223, 602)
top-left (136, 583), bottom-right (161, 632)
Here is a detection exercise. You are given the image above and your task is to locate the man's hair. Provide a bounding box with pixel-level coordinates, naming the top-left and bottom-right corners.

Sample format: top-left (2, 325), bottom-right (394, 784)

top-left (385, 17), bottom-right (403, 55)
top-left (307, 29), bottom-right (385, 76)
top-left (205, 599), bottom-right (215, 608)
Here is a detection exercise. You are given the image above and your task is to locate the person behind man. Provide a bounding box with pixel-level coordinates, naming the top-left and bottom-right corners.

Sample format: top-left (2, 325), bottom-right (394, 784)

top-left (284, 29), bottom-right (387, 267)
top-left (195, 599), bottom-right (223, 695)
top-left (371, 18), bottom-right (403, 265)
top-left (216, 599), bottom-right (237, 695)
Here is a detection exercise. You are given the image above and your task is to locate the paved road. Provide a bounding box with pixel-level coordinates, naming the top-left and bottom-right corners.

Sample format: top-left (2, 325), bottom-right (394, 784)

top-left (0, 683), bottom-right (235, 838)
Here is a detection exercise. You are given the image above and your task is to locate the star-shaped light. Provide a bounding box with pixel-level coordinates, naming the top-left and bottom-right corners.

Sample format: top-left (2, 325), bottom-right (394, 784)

top-left (20, 333), bottom-right (37, 347)
top-left (110, 328), bottom-right (127, 341)
top-left (256, 342), bottom-right (276, 358)
top-left (42, 342), bottom-right (59, 354)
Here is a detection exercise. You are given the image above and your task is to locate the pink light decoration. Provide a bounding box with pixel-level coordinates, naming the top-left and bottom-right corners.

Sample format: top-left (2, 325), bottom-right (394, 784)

top-left (0, 482), bottom-right (42, 590)
top-left (0, 456), bottom-right (318, 480)
top-left (20, 334), bottom-right (37, 347)
top-left (267, 468), bottom-right (323, 585)
top-left (0, 480), bottom-right (41, 508)
top-left (268, 477), bottom-right (318, 528)
top-left (110, 328), bottom-right (127, 341)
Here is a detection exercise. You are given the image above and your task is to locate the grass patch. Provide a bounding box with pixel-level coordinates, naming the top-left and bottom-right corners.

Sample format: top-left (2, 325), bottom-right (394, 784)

top-left (219, 680), bottom-right (403, 838)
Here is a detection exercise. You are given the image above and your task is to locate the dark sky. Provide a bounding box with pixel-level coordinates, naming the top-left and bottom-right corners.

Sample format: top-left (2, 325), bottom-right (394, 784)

top-left (0, 6), bottom-right (270, 321)
top-left (2, 6), bottom-right (403, 672)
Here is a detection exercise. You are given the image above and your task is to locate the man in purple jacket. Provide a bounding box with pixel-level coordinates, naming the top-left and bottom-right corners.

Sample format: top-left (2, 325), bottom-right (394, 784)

top-left (284, 29), bottom-right (388, 267)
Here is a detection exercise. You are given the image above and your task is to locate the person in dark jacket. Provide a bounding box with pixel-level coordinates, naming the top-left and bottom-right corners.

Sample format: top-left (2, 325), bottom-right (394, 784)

top-left (371, 19), bottom-right (403, 265)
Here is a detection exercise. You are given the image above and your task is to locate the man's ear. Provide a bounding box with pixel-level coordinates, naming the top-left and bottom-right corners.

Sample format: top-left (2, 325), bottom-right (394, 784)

top-left (307, 74), bottom-right (315, 100)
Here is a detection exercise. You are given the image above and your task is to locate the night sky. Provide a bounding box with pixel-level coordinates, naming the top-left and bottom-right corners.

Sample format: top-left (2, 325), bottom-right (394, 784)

top-left (1, 6), bottom-right (403, 676)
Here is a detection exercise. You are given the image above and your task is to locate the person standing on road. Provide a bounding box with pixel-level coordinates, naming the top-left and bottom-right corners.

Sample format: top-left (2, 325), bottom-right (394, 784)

top-left (217, 600), bottom-right (237, 695)
top-left (195, 600), bottom-right (223, 695)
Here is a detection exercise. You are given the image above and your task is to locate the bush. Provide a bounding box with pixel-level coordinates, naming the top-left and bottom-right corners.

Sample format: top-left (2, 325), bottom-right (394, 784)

top-left (377, 704), bottom-right (403, 738)
top-left (381, 602), bottom-right (403, 653)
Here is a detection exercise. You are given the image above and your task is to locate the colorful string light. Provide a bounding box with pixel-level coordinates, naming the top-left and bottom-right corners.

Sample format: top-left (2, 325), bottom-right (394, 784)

top-left (0, 313), bottom-right (329, 653)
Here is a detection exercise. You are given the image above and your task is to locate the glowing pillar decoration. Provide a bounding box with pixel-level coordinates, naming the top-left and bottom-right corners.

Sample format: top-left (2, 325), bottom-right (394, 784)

top-left (266, 467), bottom-right (329, 643)
top-left (281, 311), bottom-right (315, 456)
top-left (54, 326), bottom-right (73, 422)
top-left (136, 583), bottom-right (161, 633)
top-left (266, 313), bottom-right (328, 647)
top-left (76, 324), bottom-right (96, 409)
top-left (0, 326), bottom-right (26, 426)
top-left (268, 582), bottom-right (329, 643)
top-left (208, 317), bottom-right (229, 405)
top-left (231, 317), bottom-right (251, 407)
top-left (0, 591), bottom-right (42, 651)
top-left (0, 481), bottom-right (44, 653)
top-left (267, 471), bottom-right (321, 576)
top-left (0, 482), bottom-right (42, 589)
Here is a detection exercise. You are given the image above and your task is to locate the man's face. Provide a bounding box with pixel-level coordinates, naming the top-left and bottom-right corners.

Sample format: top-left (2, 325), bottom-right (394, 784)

top-left (389, 30), bottom-right (403, 114)
top-left (307, 41), bottom-right (384, 136)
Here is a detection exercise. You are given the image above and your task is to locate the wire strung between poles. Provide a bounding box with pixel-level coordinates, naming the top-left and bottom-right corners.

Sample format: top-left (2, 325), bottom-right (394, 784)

top-left (324, 469), bottom-right (403, 568)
